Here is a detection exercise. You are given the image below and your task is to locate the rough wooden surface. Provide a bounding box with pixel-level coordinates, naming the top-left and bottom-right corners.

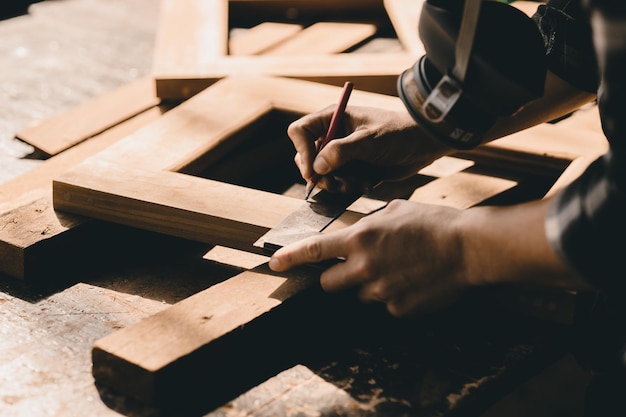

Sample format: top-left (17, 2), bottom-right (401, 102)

top-left (15, 76), bottom-right (160, 156)
top-left (0, 1), bottom-right (592, 417)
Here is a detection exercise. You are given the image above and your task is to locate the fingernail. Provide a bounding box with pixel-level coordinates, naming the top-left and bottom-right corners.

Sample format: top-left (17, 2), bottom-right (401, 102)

top-left (313, 157), bottom-right (330, 174)
top-left (268, 257), bottom-right (280, 270)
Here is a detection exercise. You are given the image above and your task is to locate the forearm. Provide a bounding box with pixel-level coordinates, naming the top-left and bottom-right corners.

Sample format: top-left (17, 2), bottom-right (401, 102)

top-left (457, 198), bottom-right (593, 291)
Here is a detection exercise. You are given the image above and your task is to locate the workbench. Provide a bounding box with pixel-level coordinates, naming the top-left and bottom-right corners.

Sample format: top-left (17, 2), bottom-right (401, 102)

top-left (1, 1), bottom-right (591, 416)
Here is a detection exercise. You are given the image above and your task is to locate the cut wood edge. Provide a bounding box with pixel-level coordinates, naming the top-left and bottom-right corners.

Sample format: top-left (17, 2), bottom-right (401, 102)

top-left (16, 77), bottom-right (159, 156)
top-left (383, 0), bottom-right (425, 56)
top-left (154, 53), bottom-right (416, 99)
top-left (261, 22), bottom-right (377, 55)
top-left (228, 22), bottom-right (303, 55)
top-left (85, 166), bottom-right (520, 407)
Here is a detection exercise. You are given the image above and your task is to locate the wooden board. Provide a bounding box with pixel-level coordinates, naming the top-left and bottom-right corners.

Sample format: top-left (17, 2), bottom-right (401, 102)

top-left (151, 0), bottom-right (421, 100)
top-left (4, 75), bottom-right (606, 283)
top-left (0, 108), bottom-right (164, 280)
top-left (54, 165), bottom-right (513, 409)
top-left (383, 0), bottom-right (425, 56)
top-left (53, 161), bottom-right (516, 254)
top-left (260, 22), bottom-right (377, 55)
top-left (15, 77), bottom-right (160, 156)
top-left (229, 22), bottom-right (303, 55)
top-left (0, 76), bottom-right (403, 281)
top-left (48, 75), bottom-right (606, 409)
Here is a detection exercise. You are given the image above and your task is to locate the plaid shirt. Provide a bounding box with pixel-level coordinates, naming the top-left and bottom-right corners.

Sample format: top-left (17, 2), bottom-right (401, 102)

top-left (536, 0), bottom-right (626, 294)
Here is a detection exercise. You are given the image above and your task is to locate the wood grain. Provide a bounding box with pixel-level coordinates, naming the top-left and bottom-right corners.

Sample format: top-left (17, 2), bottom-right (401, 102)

top-left (261, 22), bottom-right (377, 55)
top-left (229, 22), bottom-right (303, 55)
top-left (151, 0), bottom-right (416, 100)
top-left (79, 167), bottom-right (516, 408)
top-left (15, 77), bottom-right (160, 156)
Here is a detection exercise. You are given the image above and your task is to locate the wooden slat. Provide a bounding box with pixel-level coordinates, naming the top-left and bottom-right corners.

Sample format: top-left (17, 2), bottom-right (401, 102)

top-left (7, 75), bottom-right (604, 281)
top-left (53, 161), bottom-right (516, 254)
top-left (383, 0), bottom-right (425, 56)
top-left (0, 108), bottom-right (163, 279)
top-left (151, 0), bottom-right (417, 100)
top-left (154, 52), bottom-right (416, 100)
top-left (0, 107), bottom-right (163, 213)
top-left (2, 76), bottom-right (402, 279)
top-left (228, 22), bottom-right (303, 56)
top-left (65, 166), bottom-right (515, 408)
top-left (15, 77), bottom-right (160, 156)
top-left (261, 22), bottom-right (377, 55)
top-left (152, 0), bottom-right (228, 80)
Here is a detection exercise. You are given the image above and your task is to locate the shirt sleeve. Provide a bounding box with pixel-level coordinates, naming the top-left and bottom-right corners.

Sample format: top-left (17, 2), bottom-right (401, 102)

top-left (545, 1), bottom-right (626, 295)
top-left (532, 0), bottom-right (599, 92)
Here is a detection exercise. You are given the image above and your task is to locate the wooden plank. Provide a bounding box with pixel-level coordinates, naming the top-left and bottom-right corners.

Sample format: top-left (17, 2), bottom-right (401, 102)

top-left (261, 22), bottom-right (377, 55)
top-left (151, 0), bottom-right (228, 82)
top-left (1, 76), bottom-right (402, 280)
top-left (53, 160), bottom-right (516, 254)
top-left (50, 76), bottom-right (602, 410)
top-left (151, 0), bottom-right (416, 100)
top-left (9, 75), bottom-right (603, 282)
top-left (0, 108), bottom-right (163, 279)
top-left (0, 107), bottom-right (164, 213)
top-left (77, 170), bottom-right (515, 409)
top-left (383, 0), bottom-right (425, 56)
top-left (15, 77), bottom-right (159, 156)
top-left (154, 52), bottom-right (415, 100)
top-left (229, 22), bottom-right (303, 56)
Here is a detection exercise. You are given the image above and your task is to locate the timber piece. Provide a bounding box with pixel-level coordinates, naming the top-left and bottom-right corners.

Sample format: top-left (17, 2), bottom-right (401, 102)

top-left (151, 0), bottom-right (417, 100)
top-left (91, 263), bottom-right (325, 410)
top-left (228, 22), bottom-right (303, 56)
top-left (3, 76), bottom-right (404, 280)
top-left (15, 77), bottom-right (160, 157)
top-left (383, 0), bottom-right (425, 55)
top-left (260, 22), bottom-right (377, 55)
top-left (85, 170), bottom-right (517, 409)
top-left (20, 75), bottom-right (602, 283)
top-left (154, 52), bottom-right (415, 100)
top-left (0, 107), bottom-right (164, 214)
top-left (53, 160), bottom-right (516, 254)
top-left (0, 108), bottom-right (163, 279)
top-left (152, 0), bottom-right (228, 85)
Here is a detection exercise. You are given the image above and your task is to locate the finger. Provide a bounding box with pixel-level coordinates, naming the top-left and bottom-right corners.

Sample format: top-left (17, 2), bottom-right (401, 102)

top-left (318, 128), bottom-right (375, 169)
top-left (318, 256), bottom-right (375, 293)
top-left (268, 231), bottom-right (348, 272)
top-left (287, 110), bottom-right (334, 180)
top-left (356, 279), bottom-right (391, 304)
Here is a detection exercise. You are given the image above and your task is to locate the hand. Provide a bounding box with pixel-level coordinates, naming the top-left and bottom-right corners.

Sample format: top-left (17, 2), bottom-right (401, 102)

top-left (288, 106), bottom-right (451, 194)
top-left (268, 199), bottom-right (468, 317)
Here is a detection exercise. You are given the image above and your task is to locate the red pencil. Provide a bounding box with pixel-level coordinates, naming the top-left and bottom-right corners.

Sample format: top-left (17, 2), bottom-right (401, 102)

top-left (304, 81), bottom-right (354, 200)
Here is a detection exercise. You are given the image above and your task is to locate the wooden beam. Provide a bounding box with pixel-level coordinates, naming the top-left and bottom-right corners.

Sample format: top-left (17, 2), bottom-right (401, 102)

top-left (15, 77), bottom-right (160, 156)
top-left (383, 0), bottom-right (425, 56)
top-left (228, 22), bottom-right (303, 56)
top-left (154, 53), bottom-right (415, 100)
top-left (151, 0), bottom-right (228, 82)
top-left (49, 75), bottom-right (604, 408)
top-left (0, 108), bottom-right (163, 279)
top-left (7, 75), bottom-right (604, 283)
top-left (53, 160), bottom-right (516, 254)
top-left (77, 168), bottom-right (515, 409)
top-left (151, 0), bottom-right (417, 100)
top-left (260, 22), bottom-right (377, 55)
top-left (1, 76), bottom-right (402, 280)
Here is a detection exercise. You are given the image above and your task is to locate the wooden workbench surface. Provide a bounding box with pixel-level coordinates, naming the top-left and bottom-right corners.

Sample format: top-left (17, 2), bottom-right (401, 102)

top-left (1, 1), bottom-right (575, 416)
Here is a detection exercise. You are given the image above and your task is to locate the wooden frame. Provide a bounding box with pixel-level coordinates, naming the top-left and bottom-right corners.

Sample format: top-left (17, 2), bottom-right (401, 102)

top-left (49, 75), bottom-right (606, 409)
top-left (152, 0), bottom-right (424, 100)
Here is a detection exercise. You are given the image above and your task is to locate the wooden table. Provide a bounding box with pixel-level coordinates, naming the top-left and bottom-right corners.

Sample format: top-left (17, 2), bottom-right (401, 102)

top-left (0, 1), bottom-right (580, 416)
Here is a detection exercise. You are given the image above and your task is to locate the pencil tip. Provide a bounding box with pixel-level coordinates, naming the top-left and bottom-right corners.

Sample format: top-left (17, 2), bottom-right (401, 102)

top-left (304, 182), bottom-right (314, 200)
